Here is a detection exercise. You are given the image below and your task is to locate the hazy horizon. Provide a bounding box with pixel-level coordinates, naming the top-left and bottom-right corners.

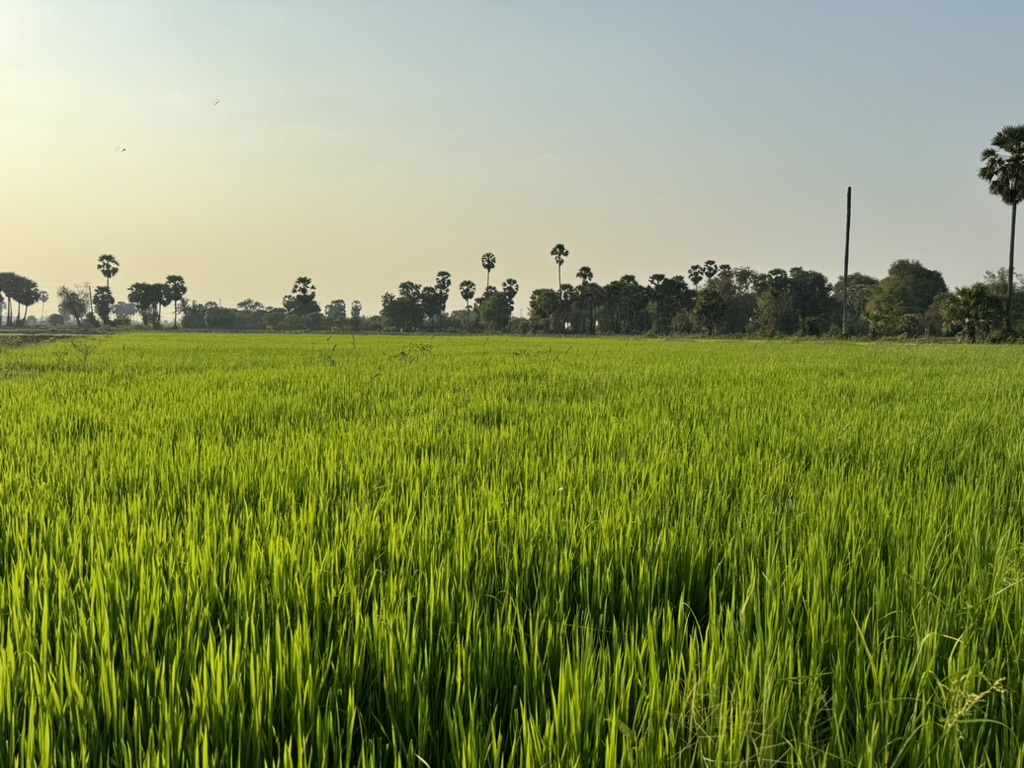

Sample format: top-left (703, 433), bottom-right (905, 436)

top-left (4, 1), bottom-right (1022, 315)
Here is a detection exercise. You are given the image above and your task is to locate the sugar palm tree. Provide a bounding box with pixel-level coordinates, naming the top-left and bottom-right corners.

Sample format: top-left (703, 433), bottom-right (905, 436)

top-left (979, 125), bottom-right (1024, 330)
top-left (97, 254), bottom-right (119, 288)
top-left (164, 275), bottom-right (188, 328)
top-left (501, 278), bottom-right (519, 302)
top-left (551, 243), bottom-right (569, 288)
top-left (459, 280), bottom-right (476, 309)
top-left (481, 253), bottom-right (496, 290)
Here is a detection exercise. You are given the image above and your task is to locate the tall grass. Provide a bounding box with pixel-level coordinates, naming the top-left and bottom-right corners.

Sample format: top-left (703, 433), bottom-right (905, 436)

top-left (1, 335), bottom-right (1023, 766)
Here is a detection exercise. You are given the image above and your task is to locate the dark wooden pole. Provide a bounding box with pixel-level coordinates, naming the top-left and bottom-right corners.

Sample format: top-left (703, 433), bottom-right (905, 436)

top-left (1007, 201), bottom-right (1015, 331)
top-left (843, 186), bottom-right (852, 336)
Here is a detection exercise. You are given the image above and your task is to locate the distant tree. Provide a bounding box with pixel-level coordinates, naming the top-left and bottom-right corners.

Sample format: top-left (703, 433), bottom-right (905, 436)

top-left (93, 286), bottom-right (115, 325)
top-left (692, 282), bottom-right (730, 335)
top-left (502, 278), bottom-right (520, 327)
top-left (551, 244), bottom-right (569, 289)
top-left (421, 271), bottom-right (452, 327)
top-left (978, 125), bottom-right (1024, 329)
top-left (178, 299), bottom-right (205, 329)
top-left (598, 275), bottom-right (650, 334)
top-left (202, 306), bottom-right (236, 329)
top-left (6, 275), bottom-right (40, 324)
top-left (325, 299), bottom-right (348, 325)
top-left (284, 276), bottom-right (320, 316)
top-left (127, 282), bottom-right (166, 327)
top-left (788, 268), bottom-right (833, 335)
top-left (750, 268), bottom-right (832, 336)
top-left (164, 275), bottom-right (188, 328)
top-left (381, 282), bottom-right (425, 331)
top-left (481, 253), bottom-right (497, 290)
top-left (447, 307), bottom-right (479, 331)
top-left (501, 278), bottom-right (519, 304)
top-left (97, 254), bottom-right (119, 288)
top-left (528, 288), bottom-right (562, 332)
top-left (647, 274), bottom-right (694, 335)
top-left (57, 286), bottom-right (89, 325)
top-left (982, 268), bottom-right (1024, 296)
top-left (866, 260), bottom-right (948, 337)
top-left (943, 284), bottom-right (1003, 342)
top-left (478, 287), bottom-right (513, 331)
top-left (459, 280), bottom-right (476, 309)
top-left (435, 270), bottom-right (452, 300)
top-left (112, 301), bottom-right (138, 323)
top-left (688, 260), bottom-right (722, 289)
top-left (751, 269), bottom-right (794, 336)
top-left (350, 300), bottom-right (363, 330)
top-left (832, 273), bottom-right (879, 336)
top-left (112, 303), bottom-right (137, 323)
top-left (38, 290), bottom-right (49, 321)
top-left (22, 284), bottom-right (41, 324)
top-left (576, 273), bottom-right (603, 334)
top-left (237, 298), bottom-right (267, 313)
top-left (0, 272), bottom-right (33, 324)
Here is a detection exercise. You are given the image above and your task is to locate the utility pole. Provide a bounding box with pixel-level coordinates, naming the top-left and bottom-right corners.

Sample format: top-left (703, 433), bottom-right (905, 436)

top-left (1007, 178), bottom-right (1017, 331)
top-left (842, 186), bottom-right (852, 336)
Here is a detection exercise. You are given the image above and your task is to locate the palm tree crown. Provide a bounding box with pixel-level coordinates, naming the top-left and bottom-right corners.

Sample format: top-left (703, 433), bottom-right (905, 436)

top-left (459, 280), bottom-right (476, 308)
top-left (481, 253), bottom-right (496, 289)
top-left (551, 243), bottom-right (569, 287)
top-left (97, 254), bottom-right (120, 287)
top-left (979, 124), bottom-right (1024, 331)
top-left (979, 125), bottom-right (1024, 205)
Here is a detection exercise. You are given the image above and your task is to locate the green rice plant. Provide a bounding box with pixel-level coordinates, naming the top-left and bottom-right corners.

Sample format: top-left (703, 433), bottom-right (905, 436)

top-left (1, 335), bottom-right (1023, 765)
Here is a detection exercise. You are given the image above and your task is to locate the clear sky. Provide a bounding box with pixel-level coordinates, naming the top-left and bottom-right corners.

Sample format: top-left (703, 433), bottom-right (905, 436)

top-left (3, 1), bottom-right (1022, 314)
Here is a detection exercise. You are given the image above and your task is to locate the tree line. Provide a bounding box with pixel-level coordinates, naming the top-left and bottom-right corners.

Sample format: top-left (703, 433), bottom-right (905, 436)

top-left (1, 249), bottom-right (1014, 342)
top-left (4, 125), bottom-right (1021, 341)
top-left (1, 256), bottom-right (191, 330)
top-left (367, 255), bottom-right (1015, 341)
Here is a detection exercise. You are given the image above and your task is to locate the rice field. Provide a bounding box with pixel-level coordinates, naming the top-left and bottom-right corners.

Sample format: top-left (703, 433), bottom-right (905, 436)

top-left (1, 333), bottom-right (1023, 766)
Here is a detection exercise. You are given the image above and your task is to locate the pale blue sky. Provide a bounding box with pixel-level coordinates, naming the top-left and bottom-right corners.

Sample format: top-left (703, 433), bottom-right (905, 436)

top-left (3, 1), bottom-right (1022, 313)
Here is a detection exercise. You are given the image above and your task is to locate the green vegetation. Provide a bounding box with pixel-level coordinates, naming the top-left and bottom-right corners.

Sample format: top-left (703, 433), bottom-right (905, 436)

top-left (2, 335), bottom-right (1024, 765)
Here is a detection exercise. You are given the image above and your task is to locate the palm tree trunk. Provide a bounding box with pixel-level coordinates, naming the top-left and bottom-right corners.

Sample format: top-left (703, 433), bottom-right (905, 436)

top-left (1009, 201), bottom-right (1017, 331)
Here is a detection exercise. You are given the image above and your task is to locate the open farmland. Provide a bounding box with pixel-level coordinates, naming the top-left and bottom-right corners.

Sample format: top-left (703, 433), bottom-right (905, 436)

top-left (2, 334), bottom-right (1024, 766)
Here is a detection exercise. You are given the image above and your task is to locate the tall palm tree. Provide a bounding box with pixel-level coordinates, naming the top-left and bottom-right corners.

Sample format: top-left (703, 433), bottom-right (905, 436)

top-left (551, 243), bottom-right (569, 288)
top-left (576, 265), bottom-right (593, 285)
top-left (38, 290), bottom-right (49, 321)
top-left (501, 278), bottom-right (519, 301)
top-left (0, 272), bottom-right (16, 325)
top-left (285, 276), bottom-right (320, 316)
top-left (481, 253), bottom-right (496, 290)
top-left (164, 275), bottom-right (188, 328)
top-left (459, 280), bottom-right (476, 309)
top-left (979, 125), bottom-right (1024, 330)
top-left (502, 278), bottom-right (520, 330)
top-left (97, 254), bottom-right (119, 288)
